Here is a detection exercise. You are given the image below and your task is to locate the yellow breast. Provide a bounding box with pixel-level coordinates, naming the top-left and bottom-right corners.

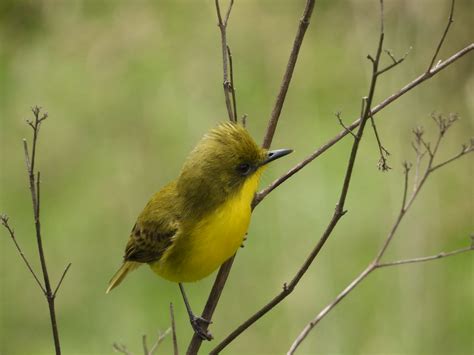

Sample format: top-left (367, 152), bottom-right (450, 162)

top-left (151, 170), bottom-right (262, 282)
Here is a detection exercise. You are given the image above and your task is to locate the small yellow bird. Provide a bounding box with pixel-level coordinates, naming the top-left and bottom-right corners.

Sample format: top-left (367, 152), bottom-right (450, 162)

top-left (107, 122), bottom-right (291, 339)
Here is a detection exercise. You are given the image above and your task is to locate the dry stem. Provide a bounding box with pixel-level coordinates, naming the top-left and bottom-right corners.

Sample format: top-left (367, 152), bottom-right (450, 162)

top-left (288, 115), bottom-right (473, 353)
top-left (1, 107), bottom-right (70, 355)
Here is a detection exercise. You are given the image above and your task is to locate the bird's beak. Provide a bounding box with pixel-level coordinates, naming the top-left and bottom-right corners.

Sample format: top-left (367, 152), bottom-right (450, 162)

top-left (260, 148), bottom-right (293, 166)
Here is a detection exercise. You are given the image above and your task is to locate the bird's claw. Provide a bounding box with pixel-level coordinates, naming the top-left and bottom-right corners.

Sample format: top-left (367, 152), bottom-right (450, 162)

top-left (191, 315), bottom-right (213, 341)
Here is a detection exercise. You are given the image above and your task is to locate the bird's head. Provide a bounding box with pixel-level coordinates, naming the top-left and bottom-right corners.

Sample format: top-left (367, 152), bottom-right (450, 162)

top-left (177, 122), bottom-right (292, 213)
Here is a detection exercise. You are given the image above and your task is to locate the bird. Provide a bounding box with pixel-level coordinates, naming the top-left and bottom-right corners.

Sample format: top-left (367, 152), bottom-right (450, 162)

top-left (106, 122), bottom-right (292, 340)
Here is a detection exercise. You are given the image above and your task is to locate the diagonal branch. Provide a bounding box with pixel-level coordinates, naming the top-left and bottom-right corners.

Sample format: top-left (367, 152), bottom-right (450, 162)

top-left (262, 0), bottom-right (316, 149)
top-left (1, 215), bottom-right (46, 294)
top-left (287, 115), bottom-right (473, 353)
top-left (427, 0), bottom-right (455, 72)
top-left (253, 42), bottom-right (473, 206)
top-left (53, 263), bottom-right (72, 298)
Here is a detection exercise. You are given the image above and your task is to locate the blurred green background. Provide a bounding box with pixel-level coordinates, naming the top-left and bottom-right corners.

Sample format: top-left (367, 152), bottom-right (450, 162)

top-left (1, 0), bottom-right (473, 354)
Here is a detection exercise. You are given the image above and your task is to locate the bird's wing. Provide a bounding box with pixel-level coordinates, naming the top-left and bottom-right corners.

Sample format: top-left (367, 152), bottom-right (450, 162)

top-left (124, 219), bottom-right (178, 263)
top-left (124, 184), bottom-right (180, 263)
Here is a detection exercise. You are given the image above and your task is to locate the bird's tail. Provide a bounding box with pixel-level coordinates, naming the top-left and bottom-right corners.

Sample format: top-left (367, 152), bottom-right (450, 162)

top-left (106, 261), bottom-right (141, 294)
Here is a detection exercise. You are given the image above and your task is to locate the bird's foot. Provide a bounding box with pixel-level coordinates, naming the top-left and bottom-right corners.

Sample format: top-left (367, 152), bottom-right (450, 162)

top-left (190, 315), bottom-right (213, 341)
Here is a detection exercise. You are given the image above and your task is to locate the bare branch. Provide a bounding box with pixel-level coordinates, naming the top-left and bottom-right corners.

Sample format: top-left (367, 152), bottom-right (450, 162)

top-left (113, 343), bottom-right (133, 355)
top-left (143, 335), bottom-right (149, 355)
top-left (53, 263), bottom-right (72, 298)
top-left (1, 215), bottom-right (46, 294)
top-left (253, 43), bottom-right (473, 206)
top-left (262, 0), bottom-right (316, 149)
top-left (335, 111), bottom-right (357, 139)
top-left (288, 242), bottom-right (472, 354)
top-left (4, 107), bottom-right (68, 354)
top-left (227, 45), bottom-right (238, 122)
top-left (288, 114), bottom-right (471, 353)
top-left (401, 161), bottom-right (412, 210)
top-left (149, 328), bottom-right (171, 355)
top-left (215, 0), bottom-right (236, 122)
top-left (287, 263), bottom-right (375, 355)
top-left (427, 0), bottom-right (455, 72)
top-left (377, 246), bottom-right (473, 268)
top-left (170, 303), bottom-right (179, 355)
top-left (377, 46), bottom-right (411, 76)
top-left (369, 112), bottom-right (391, 171)
top-left (430, 141), bottom-right (473, 172)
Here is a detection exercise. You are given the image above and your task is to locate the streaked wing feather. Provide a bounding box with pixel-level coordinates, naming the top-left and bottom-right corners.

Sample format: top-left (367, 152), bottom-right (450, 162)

top-left (124, 221), bottom-right (177, 263)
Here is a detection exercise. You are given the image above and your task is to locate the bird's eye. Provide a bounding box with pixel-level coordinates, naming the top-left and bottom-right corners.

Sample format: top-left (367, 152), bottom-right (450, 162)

top-left (236, 163), bottom-right (252, 176)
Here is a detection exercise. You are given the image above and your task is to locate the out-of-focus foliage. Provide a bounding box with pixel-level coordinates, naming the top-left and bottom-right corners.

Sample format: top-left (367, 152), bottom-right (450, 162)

top-left (1, 1), bottom-right (473, 354)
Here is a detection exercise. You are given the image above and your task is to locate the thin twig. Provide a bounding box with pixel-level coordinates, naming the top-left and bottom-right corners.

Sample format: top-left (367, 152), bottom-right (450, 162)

top-left (18, 107), bottom-right (65, 354)
top-left (378, 246), bottom-right (473, 268)
top-left (113, 343), bottom-right (133, 355)
top-left (227, 45), bottom-right (238, 123)
top-left (0, 215), bottom-right (46, 293)
top-left (377, 47), bottom-right (411, 76)
top-left (143, 335), bottom-right (149, 355)
top-left (430, 142), bottom-right (473, 172)
top-left (149, 328), bottom-right (171, 355)
top-left (369, 112), bottom-right (391, 171)
top-left (262, 0), bottom-right (316, 149)
top-left (215, 0), bottom-right (236, 122)
top-left (53, 263), bottom-right (72, 298)
top-left (210, 2), bottom-right (389, 352)
top-left (253, 43), bottom-right (473, 207)
top-left (427, 0), bottom-right (455, 72)
top-left (335, 111), bottom-right (357, 139)
top-left (401, 162), bottom-right (411, 210)
top-left (170, 303), bottom-right (179, 355)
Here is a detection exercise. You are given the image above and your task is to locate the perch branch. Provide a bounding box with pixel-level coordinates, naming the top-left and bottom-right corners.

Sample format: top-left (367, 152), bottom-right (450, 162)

top-left (187, 1), bottom-right (316, 353)
top-left (210, 2), bottom-right (390, 352)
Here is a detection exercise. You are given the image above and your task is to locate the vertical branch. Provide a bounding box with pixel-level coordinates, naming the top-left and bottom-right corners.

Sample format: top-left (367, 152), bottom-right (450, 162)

top-left (2, 107), bottom-right (70, 355)
top-left (215, 0), bottom-right (236, 122)
top-left (26, 107), bottom-right (64, 355)
top-left (170, 303), bottom-right (179, 355)
top-left (262, 0), bottom-right (316, 149)
top-left (227, 46), bottom-right (238, 123)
